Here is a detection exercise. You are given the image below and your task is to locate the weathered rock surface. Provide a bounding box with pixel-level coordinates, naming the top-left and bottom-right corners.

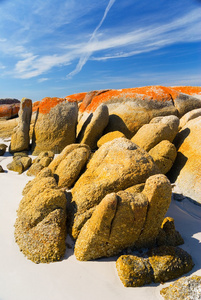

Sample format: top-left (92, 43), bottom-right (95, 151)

top-left (22, 167), bottom-right (53, 196)
top-left (170, 116), bottom-right (201, 204)
top-left (149, 140), bottom-right (177, 174)
top-left (74, 191), bottom-right (148, 261)
top-left (97, 131), bottom-right (125, 148)
top-left (171, 86), bottom-right (201, 100)
top-left (74, 174), bottom-right (172, 260)
top-left (148, 246), bottom-right (194, 283)
top-left (7, 156), bottom-right (32, 174)
top-left (26, 151), bottom-right (54, 176)
top-left (160, 275), bottom-right (201, 299)
top-left (70, 138), bottom-right (159, 239)
top-left (0, 102), bottom-right (20, 119)
top-left (131, 115), bottom-right (179, 152)
top-left (10, 98), bottom-right (32, 152)
top-left (15, 168), bottom-right (66, 263)
top-left (116, 246), bottom-right (194, 287)
top-left (51, 144), bottom-right (90, 189)
top-left (156, 217), bottom-right (184, 247)
top-left (78, 86), bottom-right (201, 138)
top-left (32, 97), bottom-right (78, 155)
top-left (179, 107), bottom-right (201, 129)
top-left (0, 143), bottom-right (7, 156)
top-left (134, 174), bottom-right (172, 248)
top-left (77, 104), bottom-right (109, 149)
top-left (19, 176), bottom-right (58, 213)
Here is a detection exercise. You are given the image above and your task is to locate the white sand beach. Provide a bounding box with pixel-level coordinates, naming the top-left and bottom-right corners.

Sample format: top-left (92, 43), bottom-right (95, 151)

top-left (0, 138), bottom-right (201, 300)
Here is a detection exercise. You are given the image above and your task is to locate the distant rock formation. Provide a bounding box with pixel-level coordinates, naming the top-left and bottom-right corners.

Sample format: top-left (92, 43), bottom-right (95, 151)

top-left (32, 97), bottom-right (78, 155)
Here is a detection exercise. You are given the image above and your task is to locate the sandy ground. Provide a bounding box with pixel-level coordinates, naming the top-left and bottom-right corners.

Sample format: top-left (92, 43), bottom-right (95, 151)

top-left (0, 138), bottom-right (201, 300)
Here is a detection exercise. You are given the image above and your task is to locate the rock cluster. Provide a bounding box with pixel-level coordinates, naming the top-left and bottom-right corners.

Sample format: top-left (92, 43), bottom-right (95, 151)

top-left (7, 154), bottom-right (32, 174)
top-left (116, 246), bottom-right (194, 287)
top-left (6, 85), bottom-right (201, 287)
top-left (0, 98), bottom-right (20, 119)
top-left (26, 151), bottom-right (54, 176)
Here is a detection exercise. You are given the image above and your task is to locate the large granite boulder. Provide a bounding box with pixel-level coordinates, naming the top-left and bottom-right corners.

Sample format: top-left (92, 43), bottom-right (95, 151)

top-left (77, 104), bottom-right (109, 149)
top-left (131, 115), bottom-right (179, 152)
top-left (160, 275), bottom-right (201, 299)
top-left (10, 98), bottom-right (32, 152)
top-left (0, 98), bottom-right (20, 119)
top-left (170, 86), bottom-right (201, 99)
top-left (149, 140), bottom-right (177, 174)
top-left (32, 97), bottom-right (78, 155)
top-left (74, 191), bottom-right (148, 261)
top-left (78, 86), bottom-right (201, 138)
top-left (15, 173), bottom-right (67, 263)
top-left (97, 131), bottom-right (125, 148)
top-left (49, 144), bottom-right (90, 189)
top-left (134, 174), bottom-right (172, 248)
top-left (74, 174), bottom-right (171, 260)
top-left (170, 116), bottom-right (201, 204)
top-left (116, 246), bottom-right (194, 287)
top-left (70, 138), bottom-right (159, 239)
top-left (179, 107), bottom-right (201, 129)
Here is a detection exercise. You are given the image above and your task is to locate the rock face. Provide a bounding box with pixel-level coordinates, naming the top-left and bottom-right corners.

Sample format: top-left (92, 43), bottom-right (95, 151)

top-left (77, 104), bottom-right (109, 149)
top-left (70, 138), bottom-right (159, 239)
top-left (15, 175), bottom-right (67, 263)
top-left (78, 86), bottom-right (201, 138)
top-left (10, 98), bottom-right (32, 152)
top-left (160, 275), bottom-right (201, 299)
top-left (0, 99), bottom-right (20, 119)
top-left (179, 108), bottom-right (201, 129)
top-left (26, 151), bottom-right (54, 176)
top-left (74, 174), bottom-right (171, 261)
top-left (134, 175), bottom-right (172, 249)
top-left (74, 192), bottom-right (148, 261)
top-left (97, 131), bottom-right (125, 148)
top-left (131, 115), bottom-right (179, 152)
top-left (170, 86), bottom-right (201, 99)
top-left (32, 97), bottom-right (78, 155)
top-left (170, 116), bottom-right (201, 204)
top-left (149, 140), bottom-right (177, 174)
top-left (116, 246), bottom-right (194, 287)
top-left (0, 143), bottom-right (7, 156)
top-left (49, 144), bottom-right (90, 189)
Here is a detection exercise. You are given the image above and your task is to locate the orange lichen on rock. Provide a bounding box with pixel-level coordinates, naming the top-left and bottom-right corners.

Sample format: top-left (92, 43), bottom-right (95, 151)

top-left (38, 97), bottom-right (67, 114)
top-left (170, 86), bottom-right (201, 96)
top-left (0, 104), bottom-right (20, 119)
top-left (65, 92), bottom-right (87, 103)
top-left (33, 101), bottom-right (41, 112)
top-left (79, 86), bottom-right (180, 113)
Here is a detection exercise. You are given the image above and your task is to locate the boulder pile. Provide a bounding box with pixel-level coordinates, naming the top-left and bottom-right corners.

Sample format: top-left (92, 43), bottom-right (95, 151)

top-left (1, 85), bottom-right (200, 287)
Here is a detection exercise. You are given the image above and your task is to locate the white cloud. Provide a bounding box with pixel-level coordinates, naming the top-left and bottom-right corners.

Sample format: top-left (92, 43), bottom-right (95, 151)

top-left (67, 0), bottom-right (116, 78)
top-left (38, 78), bottom-right (49, 83)
top-left (10, 6), bottom-right (201, 79)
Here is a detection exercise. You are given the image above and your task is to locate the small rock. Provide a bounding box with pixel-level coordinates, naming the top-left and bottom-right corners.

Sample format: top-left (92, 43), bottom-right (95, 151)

top-left (0, 143), bottom-right (7, 156)
top-left (0, 165), bottom-right (4, 172)
top-left (160, 275), bottom-right (201, 299)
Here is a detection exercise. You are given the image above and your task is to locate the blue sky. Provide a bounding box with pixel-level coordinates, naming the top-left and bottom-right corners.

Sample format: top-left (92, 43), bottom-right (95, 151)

top-left (0, 0), bottom-right (201, 102)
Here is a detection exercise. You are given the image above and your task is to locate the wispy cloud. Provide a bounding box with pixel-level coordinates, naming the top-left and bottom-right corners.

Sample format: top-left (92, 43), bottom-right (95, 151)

top-left (38, 78), bottom-right (49, 83)
top-left (67, 0), bottom-right (116, 78)
top-left (7, 5), bottom-right (201, 79)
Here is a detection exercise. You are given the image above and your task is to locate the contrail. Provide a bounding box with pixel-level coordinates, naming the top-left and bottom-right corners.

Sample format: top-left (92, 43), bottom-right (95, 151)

top-left (67, 0), bottom-right (116, 78)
